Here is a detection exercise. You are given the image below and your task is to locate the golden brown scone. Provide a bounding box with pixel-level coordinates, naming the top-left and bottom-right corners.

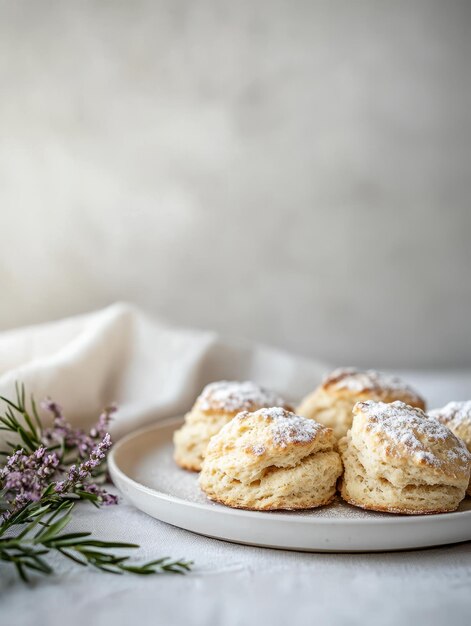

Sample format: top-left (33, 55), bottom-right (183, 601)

top-left (339, 400), bottom-right (471, 515)
top-left (297, 367), bottom-right (426, 440)
top-left (173, 381), bottom-right (293, 471)
top-left (429, 401), bottom-right (471, 496)
top-left (198, 407), bottom-right (342, 511)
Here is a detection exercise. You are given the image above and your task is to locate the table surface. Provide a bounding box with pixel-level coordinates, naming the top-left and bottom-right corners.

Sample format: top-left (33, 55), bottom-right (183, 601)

top-left (3, 455), bottom-right (471, 626)
top-left (2, 490), bottom-right (471, 626)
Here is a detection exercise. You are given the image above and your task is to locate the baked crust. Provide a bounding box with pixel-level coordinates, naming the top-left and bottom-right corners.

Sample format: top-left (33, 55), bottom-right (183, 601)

top-left (297, 368), bottom-right (426, 439)
top-left (339, 400), bottom-right (471, 515)
top-left (174, 381), bottom-right (293, 471)
top-left (198, 407), bottom-right (343, 511)
top-left (339, 490), bottom-right (457, 515)
top-left (204, 489), bottom-right (337, 512)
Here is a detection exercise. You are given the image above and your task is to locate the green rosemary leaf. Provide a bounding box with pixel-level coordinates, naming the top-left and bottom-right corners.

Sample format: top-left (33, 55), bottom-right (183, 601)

top-left (72, 540), bottom-right (140, 549)
top-left (57, 547), bottom-right (88, 566)
top-left (0, 396), bottom-right (22, 415)
top-left (34, 512), bottom-right (73, 543)
top-left (119, 565), bottom-right (156, 575)
top-left (47, 531), bottom-right (91, 541)
top-left (75, 490), bottom-right (101, 504)
top-left (33, 502), bottom-right (72, 539)
top-left (19, 382), bottom-right (26, 413)
top-left (41, 484), bottom-right (57, 498)
top-left (16, 427), bottom-right (37, 452)
top-left (5, 439), bottom-right (20, 450)
top-left (92, 563), bottom-right (123, 575)
top-left (43, 532), bottom-right (94, 548)
top-left (21, 409), bottom-right (39, 441)
top-left (0, 419), bottom-right (16, 431)
top-left (137, 557), bottom-right (168, 567)
top-left (20, 554), bottom-right (53, 575)
top-left (30, 394), bottom-right (43, 432)
top-left (161, 561), bottom-right (193, 574)
top-left (15, 561), bottom-right (29, 583)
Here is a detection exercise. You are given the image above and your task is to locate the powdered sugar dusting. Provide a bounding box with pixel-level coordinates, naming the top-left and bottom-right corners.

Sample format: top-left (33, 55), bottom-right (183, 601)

top-left (248, 407), bottom-right (323, 448)
top-left (358, 400), bottom-right (471, 469)
top-left (197, 381), bottom-right (290, 413)
top-left (429, 401), bottom-right (471, 428)
top-left (324, 367), bottom-right (423, 402)
top-left (251, 444), bottom-right (266, 456)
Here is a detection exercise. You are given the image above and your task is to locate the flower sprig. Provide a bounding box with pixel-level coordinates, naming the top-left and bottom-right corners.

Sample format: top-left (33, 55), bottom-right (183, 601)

top-left (0, 383), bottom-right (118, 517)
top-left (0, 383), bottom-right (192, 582)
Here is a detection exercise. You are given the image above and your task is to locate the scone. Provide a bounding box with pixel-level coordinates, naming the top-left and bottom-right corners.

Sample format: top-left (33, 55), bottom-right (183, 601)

top-left (429, 401), bottom-right (471, 496)
top-left (339, 400), bottom-right (471, 514)
top-left (173, 381), bottom-right (293, 471)
top-left (198, 407), bottom-right (342, 510)
top-left (297, 367), bottom-right (426, 439)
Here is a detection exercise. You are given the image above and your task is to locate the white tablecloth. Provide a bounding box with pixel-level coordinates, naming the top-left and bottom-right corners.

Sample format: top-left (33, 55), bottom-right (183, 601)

top-left (1, 304), bottom-right (470, 625)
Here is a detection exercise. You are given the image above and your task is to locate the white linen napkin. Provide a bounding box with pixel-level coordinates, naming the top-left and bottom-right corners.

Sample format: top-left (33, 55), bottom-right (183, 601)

top-left (0, 302), bottom-right (328, 438)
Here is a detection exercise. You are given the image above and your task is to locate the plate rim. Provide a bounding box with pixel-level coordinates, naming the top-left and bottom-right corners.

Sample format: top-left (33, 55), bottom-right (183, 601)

top-left (109, 417), bottom-right (471, 527)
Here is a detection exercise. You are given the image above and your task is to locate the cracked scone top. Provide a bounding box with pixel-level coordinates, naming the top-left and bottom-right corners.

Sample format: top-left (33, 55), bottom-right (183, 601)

top-left (196, 381), bottom-right (291, 414)
top-left (199, 407), bottom-right (342, 510)
top-left (339, 400), bottom-right (471, 514)
top-left (296, 367), bottom-right (426, 440)
top-left (322, 368), bottom-right (425, 404)
top-left (205, 407), bottom-right (331, 483)
top-left (355, 401), bottom-right (470, 476)
top-left (173, 381), bottom-right (293, 472)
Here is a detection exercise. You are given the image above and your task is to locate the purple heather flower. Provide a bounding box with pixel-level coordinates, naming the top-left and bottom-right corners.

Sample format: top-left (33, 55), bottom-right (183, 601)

top-left (54, 480), bottom-right (67, 494)
top-left (83, 483), bottom-right (119, 505)
top-left (41, 398), bottom-right (63, 422)
top-left (101, 492), bottom-right (118, 505)
top-left (1, 446), bottom-right (60, 514)
top-left (42, 399), bottom-right (117, 459)
top-left (90, 405), bottom-right (117, 439)
top-left (1, 397), bottom-right (118, 519)
top-left (54, 432), bottom-right (113, 495)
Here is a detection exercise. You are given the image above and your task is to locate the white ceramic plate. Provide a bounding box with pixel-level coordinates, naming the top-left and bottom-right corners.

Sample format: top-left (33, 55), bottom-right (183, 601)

top-left (109, 417), bottom-right (471, 552)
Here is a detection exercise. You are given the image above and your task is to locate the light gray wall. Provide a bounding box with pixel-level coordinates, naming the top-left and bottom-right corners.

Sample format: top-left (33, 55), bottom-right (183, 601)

top-left (0, 0), bottom-right (470, 368)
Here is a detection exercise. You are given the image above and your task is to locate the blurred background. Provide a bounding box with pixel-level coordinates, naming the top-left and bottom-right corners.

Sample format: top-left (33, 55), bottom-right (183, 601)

top-left (0, 0), bottom-right (470, 368)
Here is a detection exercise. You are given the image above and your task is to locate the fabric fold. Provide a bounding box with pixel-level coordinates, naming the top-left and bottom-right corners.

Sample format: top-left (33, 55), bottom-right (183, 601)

top-left (0, 303), bottom-right (329, 438)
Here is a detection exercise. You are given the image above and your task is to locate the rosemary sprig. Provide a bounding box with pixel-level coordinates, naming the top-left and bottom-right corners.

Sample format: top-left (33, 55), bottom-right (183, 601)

top-left (0, 384), bottom-right (193, 582)
top-left (0, 382), bottom-right (43, 453)
top-left (0, 501), bottom-right (191, 582)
